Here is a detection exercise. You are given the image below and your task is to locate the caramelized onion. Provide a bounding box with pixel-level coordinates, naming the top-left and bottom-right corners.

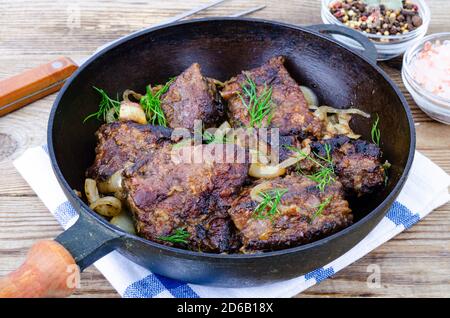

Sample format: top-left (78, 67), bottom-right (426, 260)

top-left (105, 107), bottom-right (117, 123)
top-left (310, 105), bottom-right (370, 139)
top-left (84, 178), bottom-right (100, 204)
top-left (249, 181), bottom-right (273, 202)
top-left (110, 211), bottom-right (136, 234)
top-left (97, 170), bottom-right (123, 195)
top-left (90, 196), bottom-right (122, 217)
top-left (123, 89), bottom-right (143, 103)
top-left (248, 146), bottom-right (311, 179)
top-left (310, 105), bottom-right (370, 118)
top-left (249, 163), bottom-right (286, 179)
top-left (300, 86), bottom-right (319, 106)
top-left (119, 101), bottom-right (147, 124)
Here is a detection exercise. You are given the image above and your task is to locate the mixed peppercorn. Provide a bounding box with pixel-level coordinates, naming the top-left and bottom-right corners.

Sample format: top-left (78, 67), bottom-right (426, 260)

top-left (329, 0), bottom-right (423, 37)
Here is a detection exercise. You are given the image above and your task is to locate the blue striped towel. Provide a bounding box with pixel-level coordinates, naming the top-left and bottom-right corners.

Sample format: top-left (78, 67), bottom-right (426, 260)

top-left (13, 147), bottom-right (450, 298)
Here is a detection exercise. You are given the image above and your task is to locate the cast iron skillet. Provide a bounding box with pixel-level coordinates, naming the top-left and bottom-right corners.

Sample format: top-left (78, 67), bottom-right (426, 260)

top-left (46, 18), bottom-right (414, 288)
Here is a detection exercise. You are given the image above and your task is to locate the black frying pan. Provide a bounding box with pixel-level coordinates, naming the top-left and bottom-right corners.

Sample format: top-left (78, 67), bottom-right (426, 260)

top-left (0, 18), bottom-right (415, 296)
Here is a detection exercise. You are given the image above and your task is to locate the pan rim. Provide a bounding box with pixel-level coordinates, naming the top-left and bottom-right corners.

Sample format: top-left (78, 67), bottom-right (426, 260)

top-left (48, 17), bottom-right (416, 261)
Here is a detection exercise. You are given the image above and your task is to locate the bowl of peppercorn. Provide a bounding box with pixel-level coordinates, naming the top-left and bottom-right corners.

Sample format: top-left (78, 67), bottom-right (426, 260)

top-left (322, 0), bottom-right (430, 60)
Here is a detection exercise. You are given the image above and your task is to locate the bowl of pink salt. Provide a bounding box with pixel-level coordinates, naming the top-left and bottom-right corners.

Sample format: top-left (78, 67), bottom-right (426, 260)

top-left (402, 32), bottom-right (450, 124)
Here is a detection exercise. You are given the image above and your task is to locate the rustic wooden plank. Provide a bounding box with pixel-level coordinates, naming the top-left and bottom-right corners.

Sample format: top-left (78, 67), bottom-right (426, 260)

top-left (0, 0), bottom-right (449, 298)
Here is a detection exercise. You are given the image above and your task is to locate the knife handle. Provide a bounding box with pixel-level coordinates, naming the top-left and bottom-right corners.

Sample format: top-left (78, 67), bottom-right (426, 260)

top-left (0, 57), bottom-right (78, 117)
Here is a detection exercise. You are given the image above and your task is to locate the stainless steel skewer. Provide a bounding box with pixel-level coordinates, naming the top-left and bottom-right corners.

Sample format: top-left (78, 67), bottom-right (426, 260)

top-left (230, 5), bottom-right (266, 17)
top-left (89, 1), bottom-right (266, 61)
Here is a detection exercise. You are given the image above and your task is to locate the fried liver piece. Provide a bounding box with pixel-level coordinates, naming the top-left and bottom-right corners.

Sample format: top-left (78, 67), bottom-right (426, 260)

top-left (310, 135), bottom-right (386, 196)
top-left (228, 175), bottom-right (353, 252)
top-left (221, 56), bottom-right (323, 137)
top-left (161, 63), bottom-right (224, 130)
top-left (122, 143), bottom-right (249, 253)
top-left (86, 121), bottom-right (172, 181)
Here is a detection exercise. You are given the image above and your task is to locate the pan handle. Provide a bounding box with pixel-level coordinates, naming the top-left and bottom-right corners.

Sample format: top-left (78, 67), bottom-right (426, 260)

top-left (0, 241), bottom-right (78, 297)
top-left (307, 24), bottom-right (378, 64)
top-left (0, 212), bottom-right (122, 298)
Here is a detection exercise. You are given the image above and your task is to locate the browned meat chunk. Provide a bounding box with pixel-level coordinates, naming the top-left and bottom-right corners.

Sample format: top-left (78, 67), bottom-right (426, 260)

top-left (310, 135), bottom-right (386, 196)
top-left (86, 121), bottom-right (172, 181)
top-left (161, 63), bottom-right (224, 130)
top-left (228, 175), bottom-right (352, 252)
top-left (122, 144), bottom-right (249, 253)
top-left (221, 56), bottom-right (323, 137)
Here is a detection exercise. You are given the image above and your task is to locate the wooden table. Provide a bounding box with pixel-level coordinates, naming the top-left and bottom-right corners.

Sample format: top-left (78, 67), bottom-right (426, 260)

top-left (0, 0), bottom-right (449, 298)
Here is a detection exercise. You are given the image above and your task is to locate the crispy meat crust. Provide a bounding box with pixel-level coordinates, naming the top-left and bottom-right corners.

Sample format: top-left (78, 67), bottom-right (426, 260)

top-left (122, 144), bottom-right (249, 253)
top-left (311, 135), bottom-right (386, 196)
top-left (228, 175), bottom-right (352, 252)
top-left (86, 121), bottom-right (172, 181)
top-left (221, 56), bottom-right (323, 137)
top-left (161, 63), bottom-right (224, 130)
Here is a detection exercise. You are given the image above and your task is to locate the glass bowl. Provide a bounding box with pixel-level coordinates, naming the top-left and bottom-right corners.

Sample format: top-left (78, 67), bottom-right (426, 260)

top-left (402, 32), bottom-right (450, 124)
top-left (321, 0), bottom-right (431, 61)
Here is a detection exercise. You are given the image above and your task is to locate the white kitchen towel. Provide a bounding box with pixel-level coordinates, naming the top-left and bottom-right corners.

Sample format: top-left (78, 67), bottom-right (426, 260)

top-left (13, 146), bottom-right (450, 298)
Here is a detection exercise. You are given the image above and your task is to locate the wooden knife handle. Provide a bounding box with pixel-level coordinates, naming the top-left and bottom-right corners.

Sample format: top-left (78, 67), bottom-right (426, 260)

top-left (0, 57), bottom-right (78, 117)
top-left (0, 240), bottom-right (79, 298)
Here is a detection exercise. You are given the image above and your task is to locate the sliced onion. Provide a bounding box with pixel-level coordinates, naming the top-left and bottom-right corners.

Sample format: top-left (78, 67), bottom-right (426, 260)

top-left (212, 79), bottom-right (225, 87)
top-left (310, 105), bottom-right (371, 118)
top-left (105, 107), bottom-right (117, 123)
top-left (110, 211), bottom-right (136, 234)
top-left (90, 196), bottom-right (122, 217)
top-left (97, 170), bottom-right (123, 195)
top-left (123, 89), bottom-right (142, 103)
top-left (119, 101), bottom-right (147, 124)
top-left (249, 146), bottom-right (310, 179)
top-left (249, 163), bottom-right (286, 179)
top-left (249, 181), bottom-right (274, 202)
top-left (84, 178), bottom-right (100, 204)
top-left (300, 86), bottom-right (319, 106)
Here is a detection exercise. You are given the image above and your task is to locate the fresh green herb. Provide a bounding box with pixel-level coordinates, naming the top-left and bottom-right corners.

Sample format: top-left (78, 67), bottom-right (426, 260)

top-left (203, 131), bottom-right (217, 144)
top-left (285, 144), bottom-right (335, 192)
top-left (84, 87), bottom-right (121, 123)
top-left (253, 188), bottom-right (288, 221)
top-left (310, 196), bottom-right (332, 223)
top-left (158, 228), bottom-right (190, 244)
top-left (239, 74), bottom-right (274, 128)
top-left (140, 78), bottom-right (175, 127)
top-left (203, 130), bottom-right (230, 144)
top-left (172, 139), bottom-right (192, 149)
top-left (371, 114), bottom-right (381, 146)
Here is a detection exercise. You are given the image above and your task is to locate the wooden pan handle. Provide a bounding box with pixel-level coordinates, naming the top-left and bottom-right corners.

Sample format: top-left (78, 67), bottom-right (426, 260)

top-left (0, 57), bottom-right (78, 117)
top-left (0, 240), bottom-right (79, 298)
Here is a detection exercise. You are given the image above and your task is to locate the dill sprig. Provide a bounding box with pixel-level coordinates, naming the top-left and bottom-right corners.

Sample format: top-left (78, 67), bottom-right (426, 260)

top-left (253, 188), bottom-right (288, 221)
top-left (84, 87), bottom-right (121, 123)
top-left (239, 74), bottom-right (274, 128)
top-left (140, 78), bottom-right (175, 127)
top-left (371, 113), bottom-right (381, 146)
top-left (172, 138), bottom-right (192, 149)
top-left (285, 144), bottom-right (335, 192)
top-left (310, 196), bottom-right (332, 223)
top-left (203, 131), bottom-right (217, 144)
top-left (158, 228), bottom-right (190, 244)
top-left (203, 131), bottom-right (230, 144)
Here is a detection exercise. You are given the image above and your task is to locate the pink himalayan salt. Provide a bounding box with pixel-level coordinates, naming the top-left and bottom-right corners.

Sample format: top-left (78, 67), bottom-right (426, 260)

top-left (410, 40), bottom-right (450, 100)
